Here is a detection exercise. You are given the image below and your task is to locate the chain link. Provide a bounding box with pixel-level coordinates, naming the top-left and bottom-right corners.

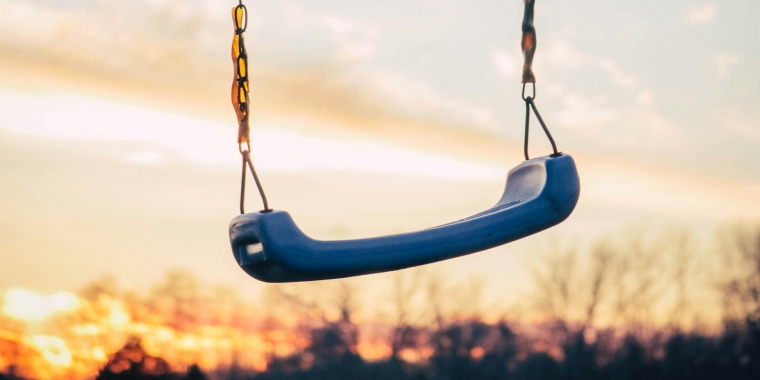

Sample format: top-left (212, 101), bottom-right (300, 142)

top-left (232, 2), bottom-right (250, 149)
top-left (521, 0), bottom-right (537, 84)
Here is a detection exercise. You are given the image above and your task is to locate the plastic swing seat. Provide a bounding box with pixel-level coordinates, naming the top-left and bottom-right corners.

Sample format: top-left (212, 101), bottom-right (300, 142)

top-left (227, 0), bottom-right (578, 283)
top-left (228, 153), bottom-right (580, 283)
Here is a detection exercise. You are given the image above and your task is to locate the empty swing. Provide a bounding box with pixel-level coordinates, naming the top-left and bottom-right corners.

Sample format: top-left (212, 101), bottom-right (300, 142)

top-left (228, 0), bottom-right (580, 283)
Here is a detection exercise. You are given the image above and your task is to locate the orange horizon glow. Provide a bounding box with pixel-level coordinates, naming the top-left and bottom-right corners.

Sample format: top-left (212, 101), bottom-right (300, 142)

top-left (0, 287), bottom-right (378, 378)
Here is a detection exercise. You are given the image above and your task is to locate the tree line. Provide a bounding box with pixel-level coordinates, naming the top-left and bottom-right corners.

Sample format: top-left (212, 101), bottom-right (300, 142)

top-left (1, 225), bottom-right (759, 379)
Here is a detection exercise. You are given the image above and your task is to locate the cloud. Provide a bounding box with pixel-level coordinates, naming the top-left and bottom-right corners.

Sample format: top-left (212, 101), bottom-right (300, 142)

top-left (545, 41), bottom-right (638, 88)
top-left (0, 0), bottom-right (498, 140)
top-left (729, 124), bottom-right (760, 145)
top-left (490, 48), bottom-right (518, 79)
top-left (635, 112), bottom-right (684, 149)
top-left (0, 89), bottom-right (501, 180)
top-left (605, 110), bottom-right (689, 154)
top-left (720, 108), bottom-right (760, 145)
top-left (637, 90), bottom-right (654, 105)
top-left (685, 4), bottom-right (717, 25)
top-left (713, 54), bottom-right (740, 78)
top-left (554, 92), bottom-right (689, 155)
top-left (556, 93), bottom-right (618, 129)
top-left (125, 151), bottom-right (165, 165)
top-left (283, 4), bottom-right (380, 64)
top-left (537, 40), bottom-right (692, 156)
top-left (351, 70), bottom-right (499, 132)
top-left (597, 58), bottom-right (638, 88)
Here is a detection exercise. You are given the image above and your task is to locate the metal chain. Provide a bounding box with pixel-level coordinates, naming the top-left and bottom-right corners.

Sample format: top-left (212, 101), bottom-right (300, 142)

top-left (521, 0), bottom-right (537, 84)
top-left (233, 1), bottom-right (250, 147)
top-left (232, 1), bottom-right (270, 213)
top-left (520, 0), bottom-right (560, 160)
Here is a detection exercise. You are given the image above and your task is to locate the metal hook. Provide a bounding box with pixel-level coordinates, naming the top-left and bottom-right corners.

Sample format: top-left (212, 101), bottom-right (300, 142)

top-left (522, 82), bottom-right (536, 101)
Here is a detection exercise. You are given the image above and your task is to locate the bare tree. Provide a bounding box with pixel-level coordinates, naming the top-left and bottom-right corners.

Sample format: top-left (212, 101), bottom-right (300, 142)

top-left (0, 302), bottom-right (27, 379)
top-left (720, 224), bottom-right (760, 329)
top-left (263, 279), bottom-right (360, 323)
top-left (389, 268), bottom-right (429, 359)
top-left (583, 241), bottom-right (614, 329)
top-left (529, 229), bottom-right (701, 340)
top-left (79, 275), bottom-right (120, 303)
top-left (425, 271), bottom-right (447, 331)
top-left (262, 279), bottom-right (363, 363)
top-left (530, 243), bottom-right (581, 333)
top-left (150, 271), bottom-right (200, 331)
top-left (666, 230), bottom-right (695, 331)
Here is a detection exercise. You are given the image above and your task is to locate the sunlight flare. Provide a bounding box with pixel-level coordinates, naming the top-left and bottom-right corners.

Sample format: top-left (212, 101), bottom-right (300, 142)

top-left (2, 288), bottom-right (79, 322)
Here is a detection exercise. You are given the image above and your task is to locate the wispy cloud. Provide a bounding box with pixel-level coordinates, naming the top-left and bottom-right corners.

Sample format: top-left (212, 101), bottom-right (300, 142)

top-left (597, 58), bottom-right (638, 88)
top-left (553, 90), bottom-right (688, 155)
top-left (0, 0), bottom-right (756, 182)
top-left (713, 54), bottom-right (741, 78)
top-left (720, 107), bottom-right (760, 145)
top-left (556, 93), bottom-right (618, 129)
top-left (685, 4), bottom-right (718, 25)
top-left (125, 151), bottom-right (165, 166)
top-left (728, 122), bottom-right (760, 145)
top-left (352, 70), bottom-right (499, 132)
top-left (0, 89), bottom-right (502, 179)
top-left (637, 90), bottom-right (654, 105)
top-left (283, 4), bottom-right (380, 64)
top-left (545, 41), bottom-right (638, 88)
top-left (490, 48), bottom-right (519, 79)
top-left (0, 0), bottom-right (498, 138)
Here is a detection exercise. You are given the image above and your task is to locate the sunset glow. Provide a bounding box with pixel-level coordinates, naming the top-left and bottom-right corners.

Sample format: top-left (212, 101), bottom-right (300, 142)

top-left (2, 288), bottom-right (79, 322)
top-left (31, 336), bottom-right (72, 367)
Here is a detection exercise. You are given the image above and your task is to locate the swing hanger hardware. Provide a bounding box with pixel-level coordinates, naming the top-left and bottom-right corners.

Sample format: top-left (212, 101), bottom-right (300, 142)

top-left (240, 148), bottom-right (270, 214)
top-left (521, 82), bottom-right (536, 101)
top-left (232, 0), bottom-right (270, 214)
top-left (234, 0), bottom-right (248, 33)
top-left (226, 0), bottom-right (580, 283)
top-left (520, 0), bottom-right (560, 161)
top-left (521, 83), bottom-right (559, 160)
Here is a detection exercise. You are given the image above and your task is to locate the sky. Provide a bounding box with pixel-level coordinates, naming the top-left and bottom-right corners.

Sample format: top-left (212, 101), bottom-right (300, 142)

top-left (0, 0), bottom-right (759, 304)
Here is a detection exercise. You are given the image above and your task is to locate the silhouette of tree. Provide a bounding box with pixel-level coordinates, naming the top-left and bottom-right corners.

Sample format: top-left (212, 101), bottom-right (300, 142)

top-left (719, 225), bottom-right (760, 379)
top-left (390, 270), bottom-right (424, 360)
top-left (514, 352), bottom-right (558, 380)
top-left (0, 313), bottom-right (30, 380)
top-left (8, 224), bottom-right (760, 380)
top-left (149, 271), bottom-right (202, 332)
top-left (561, 331), bottom-right (600, 380)
top-left (306, 321), bottom-right (363, 368)
top-left (96, 337), bottom-right (178, 380)
top-left (184, 365), bottom-right (207, 380)
top-left (430, 320), bottom-right (518, 380)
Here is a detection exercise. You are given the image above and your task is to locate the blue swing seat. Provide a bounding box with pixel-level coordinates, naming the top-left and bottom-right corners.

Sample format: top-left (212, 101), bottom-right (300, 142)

top-left (229, 153), bottom-right (580, 283)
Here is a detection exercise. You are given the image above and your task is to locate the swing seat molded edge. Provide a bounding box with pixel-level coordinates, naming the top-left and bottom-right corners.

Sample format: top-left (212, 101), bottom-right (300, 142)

top-left (229, 153), bottom-right (580, 283)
